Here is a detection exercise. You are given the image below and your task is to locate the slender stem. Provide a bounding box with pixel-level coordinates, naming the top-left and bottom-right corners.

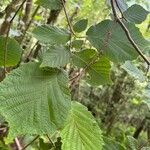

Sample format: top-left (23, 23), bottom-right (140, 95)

top-left (110, 0), bottom-right (150, 68)
top-left (21, 135), bottom-right (39, 150)
top-left (46, 134), bottom-right (55, 148)
top-left (15, 138), bottom-right (22, 150)
top-left (115, 0), bottom-right (127, 21)
top-left (3, 0), bottom-right (27, 75)
top-left (61, 0), bottom-right (75, 36)
top-left (61, 0), bottom-right (86, 39)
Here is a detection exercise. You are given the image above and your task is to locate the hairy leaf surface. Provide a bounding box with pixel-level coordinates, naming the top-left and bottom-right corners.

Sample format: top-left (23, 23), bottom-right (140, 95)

top-left (0, 62), bottom-right (71, 137)
top-left (0, 37), bottom-right (22, 67)
top-left (32, 25), bottom-right (70, 44)
top-left (72, 49), bottom-right (111, 85)
top-left (40, 45), bottom-right (71, 68)
top-left (61, 101), bottom-right (103, 150)
top-left (123, 4), bottom-right (149, 24)
top-left (86, 20), bottom-right (149, 63)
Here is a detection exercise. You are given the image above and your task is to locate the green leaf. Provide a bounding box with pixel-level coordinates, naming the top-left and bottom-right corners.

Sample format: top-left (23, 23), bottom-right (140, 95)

top-left (72, 49), bottom-right (97, 68)
top-left (126, 136), bottom-right (138, 150)
top-left (32, 25), bottom-right (70, 45)
top-left (40, 45), bottom-right (71, 68)
top-left (72, 40), bottom-right (84, 49)
top-left (0, 141), bottom-right (9, 150)
top-left (143, 83), bottom-right (150, 110)
top-left (87, 56), bottom-right (112, 86)
top-left (39, 138), bottom-right (53, 150)
top-left (61, 101), bottom-right (103, 150)
top-left (72, 49), bottom-right (111, 85)
top-left (0, 62), bottom-right (71, 138)
top-left (73, 19), bottom-right (88, 33)
top-left (103, 137), bottom-right (125, 150)
top-left (121, 61), bottom-right (146, 82)
top-left (36, 0), bottom-right (62, 10)
top-left (86, 20), bottom-right (149, 63)
top-left (0, 37), bottom-right (22, 67)
top-left (123, 4), bottom-right (149, 24)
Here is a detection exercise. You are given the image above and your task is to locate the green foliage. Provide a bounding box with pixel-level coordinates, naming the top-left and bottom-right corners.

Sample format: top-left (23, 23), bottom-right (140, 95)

top-left (72, 49), bottom-right (111, 85)
top-left (61, 102), bottom-right (103, 150)
top-left (126, 136), bottom-right (138, 150)
top-left (40, 45), bottom-right (71, 68)
top-left (0, 62), bottom-right (71, 138)
top-left (123, 4), bottom-right (149, 24)
top-left (71, 40), bottom-right (84, 49)
top-left (0, 0), bottom-right (149, 149)
top-left (32, 26), bottom-right (70, 45)
top-left (39, 138), bottom-right (53, 150)
top-left (103, 137), bottom-right (125, 150)
top-left (73, 19), bottom-right (88, 33)
top-left (0, 37), bottom-right (22, 67)
top-left (86, 20), bottom-right (149, 63)
top-left (36, 0), bottom-right (62, 10)
top-left (121, 61), bottom-right (146, 82)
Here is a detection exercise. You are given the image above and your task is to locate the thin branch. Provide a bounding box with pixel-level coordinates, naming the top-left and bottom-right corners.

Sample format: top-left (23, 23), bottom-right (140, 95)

top-left (115, 0), bottom-right (127, 21)
top-left (21, 135), bottom-right (39, 150)
top-left (3, 0), bottom-right (26, 75)
top-left (61, 0), bottom-right (75, 36)
top-left (61, 0), bottom-right (86, 39)
top-left (46, 134), bottom-right (55, 148)
top-left (15, 138), bottom-right (22, 150)
top-left (110, 0), bottom-right (150, 68)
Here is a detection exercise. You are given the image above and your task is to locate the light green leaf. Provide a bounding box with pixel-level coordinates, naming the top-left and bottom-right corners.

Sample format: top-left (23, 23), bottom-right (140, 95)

top-left (72, 40), bottom-right (84, 49)
top-left (40, 45), bottom-right (71, 68)
top-left (72, 49), bottom-right (97, 68)
top-left (0, 62), bottom-right (71, 138)
top-left (73, 19), bottom-right (88, 33)
top-left (86, 20), bottom-right (149, 63)
top-left (0, 37), bottom-right (22, 67)
top-left (36, 0), bottom-right (62, 10)
top-left (61, 101), bottom-right (103, 150)
top-left (121, 61), bottom-right (146, 82)
top-left (32, 25), bottom-right (70, 45)
top-left (87, 56), bottom-right (112, 86)
top-left (123, 4), bottom-right (149, 24)
top-left (72, 49), bottom-right (111, 85)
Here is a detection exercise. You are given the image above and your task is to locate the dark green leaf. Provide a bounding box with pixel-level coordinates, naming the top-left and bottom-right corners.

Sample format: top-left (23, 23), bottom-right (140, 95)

top-left (123, 4), bottom-right (149, 24)
top-left (61, 101), bottom-right (103, 150)
top-left (36, 0), bottom-right (62, 10)
top-left (121, 61), bottom-right (146, 82)
top-left (0, 37), bottom-right (22, 67)
top-left (39, 138), bottom-right (53, 150)
top-left (0, 62), bottom-right (71, 138)
top-left (40, 45), bottom-right (71, 68)
top-left (72, 49), bottom-right (111, 85)
top-left (72, 40), bottom-right (84, 49)
top-left (32, 25), bottom-right (70, 45)
top-left (72, 49), bottom-right (97, 68)
top-left (73, 19), bottom-right (88, 33)
top-left (86, 20), bottom-right (149, 63)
